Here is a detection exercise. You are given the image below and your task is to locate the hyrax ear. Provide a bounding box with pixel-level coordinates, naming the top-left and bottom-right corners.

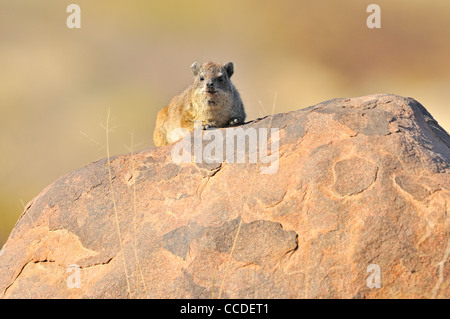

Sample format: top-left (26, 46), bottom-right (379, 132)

top-left (224, 62), bottom-right (234, 78)
top-left (191, 62), bottom-right (201, 76)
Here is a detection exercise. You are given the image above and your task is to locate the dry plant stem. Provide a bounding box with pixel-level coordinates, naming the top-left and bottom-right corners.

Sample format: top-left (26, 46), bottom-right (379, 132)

top-left (431, 237), bottom-right (450, 299)
top-left (217, 92), bottom-right (278, 299)
top-left (106, 108), bottom-right (132, 298)
top-left (218, 217), bottom-right (243, 299)
top-left (130, 131), bottom-right (149, 298)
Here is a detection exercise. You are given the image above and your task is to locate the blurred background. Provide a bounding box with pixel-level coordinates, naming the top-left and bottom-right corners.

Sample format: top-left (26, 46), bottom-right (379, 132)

top-left (0, 0), bottom-right (449, 246)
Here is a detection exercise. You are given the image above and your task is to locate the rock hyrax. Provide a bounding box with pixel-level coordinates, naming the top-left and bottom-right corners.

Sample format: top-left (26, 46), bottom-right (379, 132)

top-left (153, 61), bottom-right (246, 146)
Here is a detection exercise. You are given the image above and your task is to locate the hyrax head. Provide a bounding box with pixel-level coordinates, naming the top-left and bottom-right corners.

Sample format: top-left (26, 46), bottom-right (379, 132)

top-left (190, 61), bottom-right (234, 95)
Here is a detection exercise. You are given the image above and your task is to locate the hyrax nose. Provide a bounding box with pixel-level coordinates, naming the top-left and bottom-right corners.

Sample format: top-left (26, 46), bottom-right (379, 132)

top-left (206, 81), bottom-right (214, 88)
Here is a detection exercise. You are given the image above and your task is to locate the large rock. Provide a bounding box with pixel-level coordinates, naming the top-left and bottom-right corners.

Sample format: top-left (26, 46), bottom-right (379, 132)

top-left (0, 94), bottom-right (449, 299)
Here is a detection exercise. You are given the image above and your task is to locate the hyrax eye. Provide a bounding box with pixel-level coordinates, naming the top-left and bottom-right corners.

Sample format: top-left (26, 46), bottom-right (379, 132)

top-left (217, 76), bottom-right (224, 82)
top-left (199, 76), bottom-right (205, 81)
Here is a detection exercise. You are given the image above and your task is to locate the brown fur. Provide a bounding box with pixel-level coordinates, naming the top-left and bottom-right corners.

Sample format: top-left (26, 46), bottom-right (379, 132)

top-left (153, 61), bottom-right (246, 146)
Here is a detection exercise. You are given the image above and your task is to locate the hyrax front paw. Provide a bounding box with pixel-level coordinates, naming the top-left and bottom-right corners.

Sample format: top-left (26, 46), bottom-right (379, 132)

top-left (228, 117), bottom-right (242, 126)
top-left (200, 124), bottom-right (215, 130)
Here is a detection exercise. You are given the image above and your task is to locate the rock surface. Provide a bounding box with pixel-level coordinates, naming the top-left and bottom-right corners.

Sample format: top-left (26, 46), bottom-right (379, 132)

top-left (0, 94), bottom-right (449, 299)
